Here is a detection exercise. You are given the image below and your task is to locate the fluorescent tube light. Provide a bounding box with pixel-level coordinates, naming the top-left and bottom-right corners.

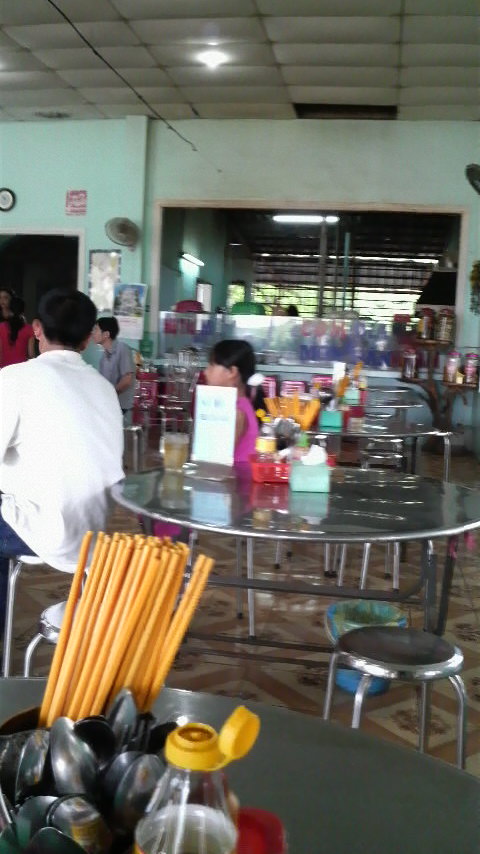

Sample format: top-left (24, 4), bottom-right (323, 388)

top-left (181, 252), bottom-right (204, 267)
top-left (273, 214), bottom-right (324, 224)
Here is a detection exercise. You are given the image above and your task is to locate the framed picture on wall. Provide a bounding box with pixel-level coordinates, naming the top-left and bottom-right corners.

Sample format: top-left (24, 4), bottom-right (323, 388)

top-left (88, 249), bottom-right (121, 311)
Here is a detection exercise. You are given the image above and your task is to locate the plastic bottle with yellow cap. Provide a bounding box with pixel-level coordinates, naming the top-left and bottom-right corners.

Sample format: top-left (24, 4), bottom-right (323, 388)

top-left (134, 705), bottom-right (260, 854)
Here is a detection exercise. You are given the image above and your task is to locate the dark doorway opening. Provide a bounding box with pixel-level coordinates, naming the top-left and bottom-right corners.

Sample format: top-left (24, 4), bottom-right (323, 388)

top-left (0, 234), bottom-right (79, 321)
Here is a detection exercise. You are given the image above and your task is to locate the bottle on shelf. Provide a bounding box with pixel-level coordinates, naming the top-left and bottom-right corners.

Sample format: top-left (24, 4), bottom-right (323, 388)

top-left (134, 707), bottom-right (260, 854)
top-left (444, 351), bottom-right (461, 384)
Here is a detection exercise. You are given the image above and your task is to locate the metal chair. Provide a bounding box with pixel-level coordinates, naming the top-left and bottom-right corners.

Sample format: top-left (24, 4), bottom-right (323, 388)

top-left (24, 600), bottom-right (65, 676)
top-left (2, 555), bottom-right (44, 676)
top-left (323, 625), bottom-right (467, 769)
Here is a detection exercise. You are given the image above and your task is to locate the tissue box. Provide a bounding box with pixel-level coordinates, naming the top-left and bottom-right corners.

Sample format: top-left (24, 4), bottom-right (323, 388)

top-left (289, 491), bottom-right (329, 520)
top-left (289, 461), bottom-right (331, 492)
top-left (343, 387), bottom-right (360, 404)
top-left (319, 409), bottom-right (343, 430)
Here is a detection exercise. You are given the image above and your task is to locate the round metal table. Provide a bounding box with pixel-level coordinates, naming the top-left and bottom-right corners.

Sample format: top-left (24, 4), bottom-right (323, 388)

top-left (111, 467), bottom-right (480, 638)
top-left (1, 680), bottom-right (478, 854)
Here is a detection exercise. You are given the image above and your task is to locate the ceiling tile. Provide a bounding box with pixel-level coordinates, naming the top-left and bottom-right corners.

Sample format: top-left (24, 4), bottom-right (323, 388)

top-left (0, 0), bottom-right (121, 24)
top-left (400, 86), bottom-right (480, 105)
top-left (402, 44), bottom-right (480, 66)
top-left (4, 22), bottom-right (140, 50)
top-left (179, 86), bottom-right (290, 103)
top-left (34, 46), bottom-right (157, 70)
top-left (398, 104), bottom-right (480, 120)
top-left (3, 105), bottom-right (105, 120)
top-left (111, 0), bottom-right (257, 16)
top-left (289, 86), bottom-right (397, 104)
top-left (258, 0), bottom-right (402, 13)
top-left (402, 16), bottom-right (479, 43)
top-left (149, 43), bottom-right (277, 66)
top-left (77, 87), bottom-right (140, 104)
top-left (265, 17), bottom-right (401, 43)
top-left (194, 103), bottom-right (296, 118)
top-left (95, 103), bottom-right (197, 118)
top-left (57, 67), bottom-right (171, 87)
top-left (0, 31), bottom-right (23, 48)
top-left (0, 49), bottom-right (50, 71)
top-left (404, 0), bottom-right (480, 13)
top-left (168, 66), bottom-right (284, 86)
top-left (0, 70), bottom-right (68, 89)
top-left (283, 67), bottom-right (398, 86)
top-left (401, 67), bottom-right (480, 86)
top-left (274, 43), bottom-right (400, 65)
top-left (132, 87), bottom-right (186, 103)
top-left (130, 18), bottom-right (266, 44)
top-left (0, 89), bottom-right (85, 106)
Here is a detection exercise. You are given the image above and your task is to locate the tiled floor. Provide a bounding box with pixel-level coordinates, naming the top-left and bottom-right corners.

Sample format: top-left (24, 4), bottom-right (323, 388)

top-left (4, 446), bottom-right (480, 775)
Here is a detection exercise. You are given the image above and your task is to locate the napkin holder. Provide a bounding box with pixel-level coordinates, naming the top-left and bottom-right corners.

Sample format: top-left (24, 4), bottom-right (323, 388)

top-left (319, 409), bottom-right (342, 430)
top-left (289, 460), bottom-right (331, 493)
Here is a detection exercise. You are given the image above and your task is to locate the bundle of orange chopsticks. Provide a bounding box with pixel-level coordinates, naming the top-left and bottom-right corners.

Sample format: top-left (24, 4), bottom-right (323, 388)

top-left (39, 531), bottom-right (213, 727)
top-left (264, 395), bottom-right (320, 431)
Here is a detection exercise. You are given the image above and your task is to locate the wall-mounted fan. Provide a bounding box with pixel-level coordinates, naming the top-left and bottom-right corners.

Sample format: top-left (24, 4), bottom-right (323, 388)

top-left (105, 217), bottom-right (140, 248)
top-left (465, 164), bottom-right (480, 195)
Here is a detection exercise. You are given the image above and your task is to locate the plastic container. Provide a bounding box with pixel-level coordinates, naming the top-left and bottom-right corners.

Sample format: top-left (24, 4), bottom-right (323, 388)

top-left (401, 348), bottom-right (418, 380)
top-left (436, 308), bottom-right (455, 343)
top-left (444, 351), bottom-right (461, 383)
top-left (326, 601), bottom-right (407, 696)
top-left (251, 456), bottom-right (290, 483)
top-left (464, 353), bottom-right (479, 385)
top-left (416, 307), bottom-right (435, 340)
top-left (135, 707), bottom-right (260, 854)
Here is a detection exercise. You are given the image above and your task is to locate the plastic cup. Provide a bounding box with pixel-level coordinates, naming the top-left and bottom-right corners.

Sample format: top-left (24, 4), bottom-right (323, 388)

top-left (163, 433), bottom-right (189, 471)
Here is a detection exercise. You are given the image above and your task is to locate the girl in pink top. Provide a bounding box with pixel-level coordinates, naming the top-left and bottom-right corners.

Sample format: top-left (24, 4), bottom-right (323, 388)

top-left (0, 296), bottom-right (34, 368)
top-left (205, 339), bottom-right (260, 464)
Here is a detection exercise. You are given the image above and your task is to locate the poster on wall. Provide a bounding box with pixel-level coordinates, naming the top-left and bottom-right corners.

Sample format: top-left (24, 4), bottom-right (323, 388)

top-left (88, 250), bottom-right (121, 312)
top-left (65, 190), bottom-right (87, 215)
top-left (114, 283), bottom-right (147, 340)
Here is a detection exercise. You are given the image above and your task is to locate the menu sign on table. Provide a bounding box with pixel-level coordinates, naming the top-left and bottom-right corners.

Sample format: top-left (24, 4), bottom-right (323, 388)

top-left (191, 386), bottom-right (236, 468)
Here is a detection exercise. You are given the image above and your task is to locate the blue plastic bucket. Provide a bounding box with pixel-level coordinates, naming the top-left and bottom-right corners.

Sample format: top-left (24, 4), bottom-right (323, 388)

top-left (326, 601), bottom-right (407, 696)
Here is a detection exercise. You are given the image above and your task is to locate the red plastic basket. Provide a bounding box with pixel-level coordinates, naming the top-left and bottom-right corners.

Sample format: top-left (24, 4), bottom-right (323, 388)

top-left (250, 456), bottom-right (290, 483)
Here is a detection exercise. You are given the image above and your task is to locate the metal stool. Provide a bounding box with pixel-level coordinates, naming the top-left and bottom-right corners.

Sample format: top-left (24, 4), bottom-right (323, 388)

top-left (24, 600), bottom-right (65, 676)
top-left (123, 424), bottom-right (144, 472)
top-left (323, 626), bottom-right (467, 769)
top-left (2, 555), bottom-right (44, 677)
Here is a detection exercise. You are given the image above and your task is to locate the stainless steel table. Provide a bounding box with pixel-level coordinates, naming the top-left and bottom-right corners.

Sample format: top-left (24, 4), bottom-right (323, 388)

top-left (1, 679), bottom-right (478, 854)
top-left (313, 419), bottom-right (452, 480)
top-left (112, 467), bottom-right (480, 640)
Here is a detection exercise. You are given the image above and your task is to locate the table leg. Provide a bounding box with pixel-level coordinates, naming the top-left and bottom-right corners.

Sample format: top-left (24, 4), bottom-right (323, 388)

top-left (422, 539), bottom-right (437, 632)
top-left (246, 537), bottom-right (256, 638)
top-left (443, 435), bottom-right (451, 482)
top-left (410, 437), bottom-right (418, 475)
top-left (235, 537), bottom-right (243, 619)
top-left (434, 535), bottom-right (458, 636)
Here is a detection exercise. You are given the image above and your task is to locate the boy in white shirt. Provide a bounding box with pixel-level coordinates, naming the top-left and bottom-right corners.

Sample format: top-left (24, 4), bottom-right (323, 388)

top-left (0, 289), bottom-right (125, 630)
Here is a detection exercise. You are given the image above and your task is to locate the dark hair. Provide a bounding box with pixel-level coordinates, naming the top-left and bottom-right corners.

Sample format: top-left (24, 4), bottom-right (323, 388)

top-left (37, 289), bottom-right (97, 348)
top-left (97, 316), bottom-right (119, 340)
top-left (210, 339), bottom-right (256, 386)
top-left (6, 296), bottom-right (26, 344)
top-left (286, 304), bottom-right (299, 317)
top-left (210, 339), bottom-right (265, 412)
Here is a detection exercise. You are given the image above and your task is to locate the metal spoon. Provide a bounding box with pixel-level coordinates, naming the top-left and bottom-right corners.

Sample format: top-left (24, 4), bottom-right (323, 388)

top-left (99, 750), bottom-right (141, 804)
top-left (15, 796), bottom-right (57, 850)
top-left (49, 718), bottom-right (97, 797)
top-left (15, 730), bottom-right (50, 804)
top-left (112, 754), bottom-right (164, 831)
top-left (107, 689), bottom-right (138, 748)
top-left (0, 824), bottom-right (21, 854)
top-left (0, 784), bottom-right (13, 831)
top-left (73, 717), bottom-right (116, 769)
top-left (25, 826), bottom-right (86, 854)
top-left (48, 795), bottom-right (112, 854)
top-left (0, 732), bottom-right (35, 805)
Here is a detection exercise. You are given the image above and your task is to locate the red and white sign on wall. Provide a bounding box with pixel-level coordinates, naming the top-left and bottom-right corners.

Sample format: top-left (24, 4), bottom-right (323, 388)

top-left (65, 189), bottom-right (87, 215)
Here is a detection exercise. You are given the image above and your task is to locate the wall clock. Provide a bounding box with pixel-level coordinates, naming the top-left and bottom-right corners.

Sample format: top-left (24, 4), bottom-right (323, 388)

top-left (0, 188), bottom-right (16, 211)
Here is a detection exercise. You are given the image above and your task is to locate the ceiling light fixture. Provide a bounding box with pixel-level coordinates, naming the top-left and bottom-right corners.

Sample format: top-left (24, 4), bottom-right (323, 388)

top-left (198, 49), bottom-right (228, 69)
top-left (325, 215), bottom-right (339, 224)
top-left (181, 252), bottom-right (204, 267)
top-left (273, 214), bottom-right (324, 224)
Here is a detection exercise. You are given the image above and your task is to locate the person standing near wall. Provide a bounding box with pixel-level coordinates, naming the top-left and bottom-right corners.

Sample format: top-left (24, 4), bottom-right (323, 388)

top-left (0, 296), bottom-right (35, 367)
top-left (93, 317), bottom-right (136, 419)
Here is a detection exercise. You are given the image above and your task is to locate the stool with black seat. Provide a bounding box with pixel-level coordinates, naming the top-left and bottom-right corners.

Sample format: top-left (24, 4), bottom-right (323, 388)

top-left (323, 625), bottom-right (467, 769)
top-left (2, 555), bottom-right (44, 676)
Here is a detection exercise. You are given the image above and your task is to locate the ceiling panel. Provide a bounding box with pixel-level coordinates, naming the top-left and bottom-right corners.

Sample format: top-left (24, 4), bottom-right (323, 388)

top-left (402, 16), bottom-right (480, 43)
top-left (34, 46), bottom-right (156, 70)
top-left (5, 22), bottom-right (140, 50)
top-left (402, 44), bottom-right (480, 66)
top-left (283, 67), bottom-right (398, 86)
top-left (149, 43), bottom-right (277, 66)
top-left (265, 17), bottom-right (401, 43)
top-left (400, 86), bottom-right (480, 105)
top-left (98, 102), bottom-right (196, 119)
top-left (112, 0), bottom-right (257, 16)
top-left (180, 86), bottom-right (290, 103)
top-left (398, 104), bottom-right (480, 119)
top-left (3, 104), bottom-right (105, 120)
top-left (0, 70), bottom-right (68, 89)
top-left (289, 86), bottom-right (397, 104)
top-left (0, 50), bottom-right (51, 72)
top-left (130, 18), bottom-right (266, 44)
top-left (404, 0), bottom-right (480, 13)
top-left (57, 67), bottom-right (171, 87)
top-left (0, 89), bottom-right (86, 107)
top-left (400, 67), bottom-right (480, 86)
top-left (194, 103), bottom-right (296, 118)
top-left (273, 43), bottom-right (400, 65)
top-left (168, 66), bottom-right (283, 86)
top-left (0, 1), bottom-right (121, 25)
top-left (258, 0), bottom-right (402, 14)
